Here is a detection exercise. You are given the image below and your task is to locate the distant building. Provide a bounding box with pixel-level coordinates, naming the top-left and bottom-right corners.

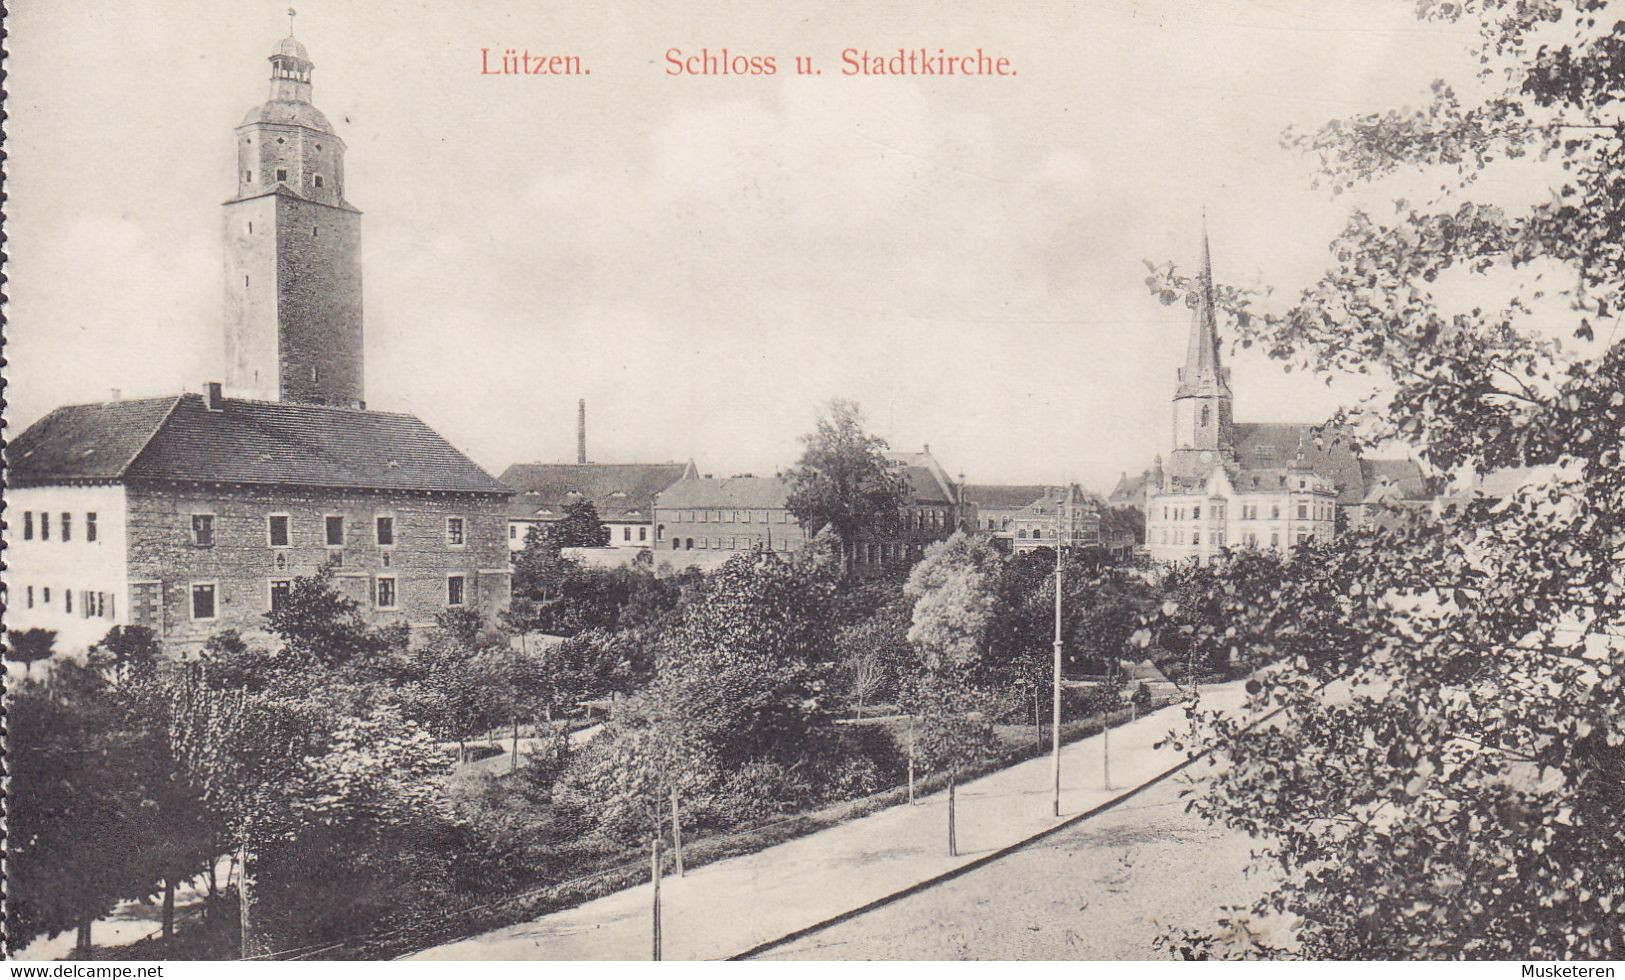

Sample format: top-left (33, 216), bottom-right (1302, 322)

top-left (1009, 485), bottom-right (1103, 554)
top-left (652, 446), bottom-right (971, 574)
top-left (4, 31), bottom-right (510, 652)
top-left (1133, 226), bottom-right (1431, 563)
top-left (652, 474), bottom-right (807, 572)
top-left (499, 461), bottom-right (695, 551)
top-left (962, 484), bottom-right (1051, 551)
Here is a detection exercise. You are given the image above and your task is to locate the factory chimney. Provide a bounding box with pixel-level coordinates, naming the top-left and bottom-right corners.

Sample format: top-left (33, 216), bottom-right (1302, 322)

top-left (577, 399), bottom-right (587, 464)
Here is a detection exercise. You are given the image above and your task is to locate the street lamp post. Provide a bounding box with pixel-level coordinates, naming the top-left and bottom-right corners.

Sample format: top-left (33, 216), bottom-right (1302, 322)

top-left (1051, 486), bottom-right (1066, 817)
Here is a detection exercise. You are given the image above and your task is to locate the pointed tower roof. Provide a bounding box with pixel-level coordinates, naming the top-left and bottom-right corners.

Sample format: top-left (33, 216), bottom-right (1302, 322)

top-left (1175, 217), bottom-right (1232, 399)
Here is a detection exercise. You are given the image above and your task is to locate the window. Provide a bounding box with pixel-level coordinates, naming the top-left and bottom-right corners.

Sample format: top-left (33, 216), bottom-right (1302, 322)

top-left (447, 575), bottom-right (465, 607)
top-left (245, 170), bottom-right (254, 183)
top-left (23, 511), bottom-right (32, 540)
top-left (267, 514), bottom-right (291, 547)
top-left (191, 583), bottom-right (217, 621)
top-left (314, 174), bottom-right (324, 188)
top-left (325, 515), bottom-right (345, 547)
top-left (86, 512), bottom-right (97, 542)
top-left (312, 226), bottom-right (319, 238)
top-left (192, 514), bottom-right (214, 547)
top-left (657, 525), bottom-right (665, 541)
top-left (40, 511), bottom-right (50, 541)
top-left (446, 516), bottom-right (466, 547)
top-left (1271, 531), bottom-right (1280, 548)
top-left (509, 524), bottom-right (518, 540)
top-left (270, 579), bottom-right (291, 612)
top-left (65, 590), bottom-right (73, 614)
top-left (376, 576), bottom-right (397, 609)
top-left (1271, 505), bottom-right (1281, 519)
top-left (1192, 531), bottom-right (1200, 547)
top-left (376, 515), bottom-right (395, 546)
top-left (623, 527), bottom-right (632, 542)
top-left (698, 510), bottom-right (708, 523)
top-left (1192, 505), bottom-right (1201, 520)
top-left (685, 538), bottom-right (694, 550)
top-left (27, 586), bottom-right (34, 608)
top-left (639, 527), bottom-right (648, 542)
top-left (276, 168), bottom-right (288, 182)
top-left (43, 587), bottom-right (51, 605)
top-left (1200, 405), bottom-right (1211, 427)
top-left (700, 536), bottom-right (709, 549)
top-left (60, 512), bottom-right (71, 541)
top-left (1297, 503), bottom-right (1308, 520)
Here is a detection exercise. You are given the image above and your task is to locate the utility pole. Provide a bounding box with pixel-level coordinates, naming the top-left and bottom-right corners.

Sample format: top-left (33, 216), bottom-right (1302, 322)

top-left (1051, 486), bottom-right (1066, 818)
top-left (651, 834), bottom-right (663, 961)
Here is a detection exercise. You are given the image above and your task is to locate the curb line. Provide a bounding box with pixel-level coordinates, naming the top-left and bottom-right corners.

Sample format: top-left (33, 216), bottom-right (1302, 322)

top-left (729, 704), bottom-right (1276, 961)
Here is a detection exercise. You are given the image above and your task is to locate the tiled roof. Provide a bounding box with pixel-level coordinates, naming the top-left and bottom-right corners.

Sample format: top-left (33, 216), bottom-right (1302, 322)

top-left (963, 484), bottom-right (1051, 510)
top-left (655, 475), bottom-right (792, 510)
top-left (499, 462), bottom-right (694, 522)
top-left (1232, 423), bottom-right (1368, 505)
top-left (885, 450), bottom-right (958, 505)
top-left (10, 393), bottom-right (509, 495)
top-left (1359, 458), bottom-right (1430, 500)
top-left (8, 395), bottom-right (182, 484)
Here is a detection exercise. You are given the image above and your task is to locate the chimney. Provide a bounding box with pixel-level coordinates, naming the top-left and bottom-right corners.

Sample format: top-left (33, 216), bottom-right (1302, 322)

top-left (109, 388), bottom-right (122, 402)
top-left (205, 382), bottom-right (225, 412)
top-left (577, 399), bottom-right (587, 465)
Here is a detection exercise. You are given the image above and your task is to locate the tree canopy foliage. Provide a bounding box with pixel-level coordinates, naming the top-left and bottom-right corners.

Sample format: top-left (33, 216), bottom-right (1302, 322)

top-left (1145, 0), bottom-right (1625, 958)
top-left (785, 399), bottom-right (912, 554)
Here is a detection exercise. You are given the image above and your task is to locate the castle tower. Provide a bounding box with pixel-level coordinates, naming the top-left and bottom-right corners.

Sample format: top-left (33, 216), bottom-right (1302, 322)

top-left (222, 28), bottom-right (364, 408)
top-left (1167, 221), bottom-right (1235, 480)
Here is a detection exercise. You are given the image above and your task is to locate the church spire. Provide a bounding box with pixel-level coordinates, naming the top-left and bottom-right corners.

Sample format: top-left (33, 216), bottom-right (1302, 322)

top-left (1166, 214), bottom-right (1236, 480)
top-left (1177, 212), bottom-right (1229, 398)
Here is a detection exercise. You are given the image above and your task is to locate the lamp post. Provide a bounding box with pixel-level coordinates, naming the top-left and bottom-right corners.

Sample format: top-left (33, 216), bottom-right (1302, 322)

top-left (1051, 486), bottom-right (1067, 817)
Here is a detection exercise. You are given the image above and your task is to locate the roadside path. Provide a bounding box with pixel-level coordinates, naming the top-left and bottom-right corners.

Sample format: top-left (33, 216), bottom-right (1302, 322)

top-left (751, 767), bottom-right (1283, 959)
top-left (414, 681), bottom-right (1252, 961)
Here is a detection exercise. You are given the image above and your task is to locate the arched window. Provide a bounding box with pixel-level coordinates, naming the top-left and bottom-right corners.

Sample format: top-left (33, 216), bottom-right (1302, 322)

top-left (1200, 405), bottom-right (1211, 427)
top-left (685, 538), bottom-right (694, 550)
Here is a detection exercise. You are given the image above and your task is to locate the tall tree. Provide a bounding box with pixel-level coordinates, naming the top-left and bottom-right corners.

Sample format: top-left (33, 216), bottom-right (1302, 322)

top-left (785, 399), bottom-right (912, 567)
top-left (1143, 0), bottom-right (1625, 958)
top-left (904, 532), bottom-right (1001, 673)
top-left (553, 499), bottom-right (612, 548)
top-left (901, 532), bottom-right (1000, 855)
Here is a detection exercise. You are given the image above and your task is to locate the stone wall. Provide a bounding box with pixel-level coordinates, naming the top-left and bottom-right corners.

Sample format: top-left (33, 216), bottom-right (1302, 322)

top-left (124, 483), bottom-right (509, 653)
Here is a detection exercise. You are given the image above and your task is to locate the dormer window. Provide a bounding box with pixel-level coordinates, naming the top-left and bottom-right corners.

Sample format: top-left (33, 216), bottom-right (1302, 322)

top-left (276, 168), bottom-right (288, 182)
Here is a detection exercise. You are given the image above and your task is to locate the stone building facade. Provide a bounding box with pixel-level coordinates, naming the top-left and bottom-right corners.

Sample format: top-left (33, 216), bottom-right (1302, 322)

top-left (651, 448), bottom-right (972, 575)
top-left (5, 32), bottom-right (511, 655)
top-left (9, 392), bottom-right (512, 654)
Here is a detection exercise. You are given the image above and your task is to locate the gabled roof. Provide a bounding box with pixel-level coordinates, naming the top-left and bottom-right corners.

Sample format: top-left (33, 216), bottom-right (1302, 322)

top-left (655, 474), bottom-right (792, 510)
top-left (1108, 471), bottom-right (1148, 504)
top-left (1232, 423), bottom-right (1368, 505)
top-left (963, 484), bottom-right (1051, 510)
top-left (499, 462), bottom-right (695, 522)
top-left (885, 450), bottom-right (958, 505)
top-left (7, 395), bottom-right (182, 484)
top-left (1014, 485), bottom-right (1103, 520)
top-left (10, 393), bottom-right (509, 495)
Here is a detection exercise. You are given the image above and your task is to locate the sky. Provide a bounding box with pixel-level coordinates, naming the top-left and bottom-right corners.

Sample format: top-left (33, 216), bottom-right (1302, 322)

top-left (5, 0), bottom-right (1488, 491)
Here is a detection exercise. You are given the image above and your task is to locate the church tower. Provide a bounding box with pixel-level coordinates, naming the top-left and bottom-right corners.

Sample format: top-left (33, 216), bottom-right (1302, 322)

top-left (223, 25), bottom-right (364, 408)
top-left (1166, 222), bottom-right (1236, 480)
